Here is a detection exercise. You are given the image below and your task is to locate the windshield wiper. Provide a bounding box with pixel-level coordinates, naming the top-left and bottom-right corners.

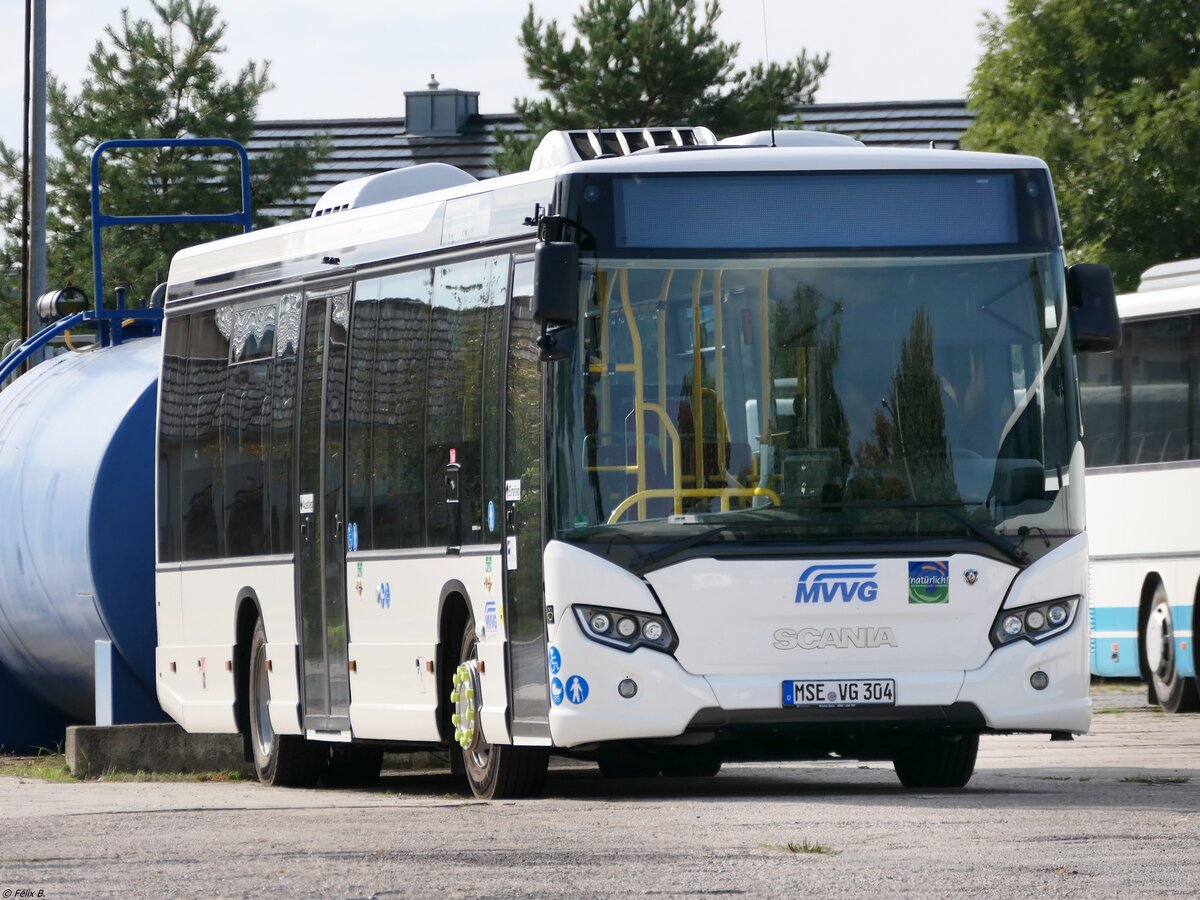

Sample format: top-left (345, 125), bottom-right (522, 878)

top-left (631, 525), bottom-right (737, 572)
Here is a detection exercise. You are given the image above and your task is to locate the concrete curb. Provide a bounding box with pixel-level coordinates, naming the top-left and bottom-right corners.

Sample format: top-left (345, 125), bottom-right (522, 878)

top-left (66, 724), bottom-right (252, 777)
top-left (65, 723), bottom-right (448, 778)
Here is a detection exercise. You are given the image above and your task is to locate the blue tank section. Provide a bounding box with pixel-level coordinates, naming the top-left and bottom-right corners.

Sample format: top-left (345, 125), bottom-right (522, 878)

top-left (0, 336), bottom-right (160, 724)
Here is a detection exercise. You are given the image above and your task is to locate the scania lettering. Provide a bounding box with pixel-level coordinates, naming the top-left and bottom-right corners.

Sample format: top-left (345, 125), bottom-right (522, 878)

top-left (773, 627), bottom-right (899, 651)
top-left (154, 124), bottom-right (1119, 798)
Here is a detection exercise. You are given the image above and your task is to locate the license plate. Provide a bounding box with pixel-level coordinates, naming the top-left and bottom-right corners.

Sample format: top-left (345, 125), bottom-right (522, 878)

top-left (783, 678), bottom-right (896, 708)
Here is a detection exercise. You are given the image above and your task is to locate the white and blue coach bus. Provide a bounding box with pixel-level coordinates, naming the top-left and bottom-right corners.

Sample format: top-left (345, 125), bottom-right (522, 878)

top-left (154, 126), bottom-right (1119, 798)
top-left (1080, 259), bottom-right (1200, 712)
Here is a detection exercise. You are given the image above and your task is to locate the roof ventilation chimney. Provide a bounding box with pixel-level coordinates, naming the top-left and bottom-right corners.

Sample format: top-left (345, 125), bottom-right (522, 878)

top-left (405, 75), bottom-right (479, 137)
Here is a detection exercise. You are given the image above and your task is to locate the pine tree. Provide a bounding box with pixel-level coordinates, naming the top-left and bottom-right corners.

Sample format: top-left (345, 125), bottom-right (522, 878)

top-left (495, 0), bottom-right (828, 174)
top-left (0, 0), bottom-right (325, 337)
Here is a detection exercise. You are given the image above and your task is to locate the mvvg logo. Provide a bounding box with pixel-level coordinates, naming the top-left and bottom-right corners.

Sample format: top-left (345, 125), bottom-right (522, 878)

top-left (795, 563), bottom-right (879, 604)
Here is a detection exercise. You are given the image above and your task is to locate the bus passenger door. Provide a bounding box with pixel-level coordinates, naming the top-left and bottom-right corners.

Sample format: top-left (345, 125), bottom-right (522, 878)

top-left (504, 261), bottom-right (552, 741)
top-left (296, 285), bottom-right (353, 738)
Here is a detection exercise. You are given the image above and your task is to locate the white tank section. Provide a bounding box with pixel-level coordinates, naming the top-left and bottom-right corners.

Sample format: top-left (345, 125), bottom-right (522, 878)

top-left (720, 129), bottom-right (863, 148)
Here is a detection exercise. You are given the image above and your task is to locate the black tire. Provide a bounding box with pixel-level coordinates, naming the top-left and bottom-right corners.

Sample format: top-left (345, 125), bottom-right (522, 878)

top-left (452, 618), bottom-right (548, 799)
top-left (1141, 584), bottom-right (1200, 714)
top-left (892, 732), bottom-right (979, 789)
top-left (323, 744), bottom-right (384, 788)
top-left (597, 750), bottom-right (661, 779)
top-left (248, 618), bottom-right (325, 787)
top-left (660, 748), bottom-right (722, 778)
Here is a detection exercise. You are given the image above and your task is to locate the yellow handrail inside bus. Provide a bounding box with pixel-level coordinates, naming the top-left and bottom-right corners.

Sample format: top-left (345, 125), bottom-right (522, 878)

top-left (607, 486), bottom-right (781, 524)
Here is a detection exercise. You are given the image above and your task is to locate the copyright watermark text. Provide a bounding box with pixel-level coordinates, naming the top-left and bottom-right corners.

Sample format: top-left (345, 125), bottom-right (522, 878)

top-left (3, 890), bottom-right (47, 898)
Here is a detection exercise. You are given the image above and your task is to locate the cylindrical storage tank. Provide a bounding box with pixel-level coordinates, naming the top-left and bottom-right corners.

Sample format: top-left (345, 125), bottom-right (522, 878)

top-left (0, 336), bottom-right (159, 722)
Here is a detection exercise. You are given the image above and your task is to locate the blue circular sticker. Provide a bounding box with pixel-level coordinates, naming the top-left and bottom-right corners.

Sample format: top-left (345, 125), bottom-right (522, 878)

top-left (487, 500), bottom-right (497, 533)
top-left (548, 646), bottom-right (561, 675)
top-left (550, 677), bottom-right (564, 706)
top-left (565, 675), bottom-right (589, 705)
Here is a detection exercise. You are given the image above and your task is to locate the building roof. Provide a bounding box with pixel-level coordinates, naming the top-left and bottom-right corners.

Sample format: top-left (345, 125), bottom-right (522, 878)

top-left (247, 98), bottom-right (974, 222)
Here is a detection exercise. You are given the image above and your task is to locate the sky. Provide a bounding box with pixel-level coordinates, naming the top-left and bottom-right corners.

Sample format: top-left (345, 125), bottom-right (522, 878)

top-left (0, 0), bottom-right (1008, 150)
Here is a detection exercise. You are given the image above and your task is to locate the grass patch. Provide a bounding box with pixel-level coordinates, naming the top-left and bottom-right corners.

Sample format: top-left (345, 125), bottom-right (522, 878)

top-left (1120, 775), bottom-right (1190, 786)
top-left (0, 752), bottom-right (247, 784)
top-left (761, 840), bottom-right (839, 856)
top-left (0, 752), bottom-right (77, 783)
top-left (95, 768), bottom-right (247, 783)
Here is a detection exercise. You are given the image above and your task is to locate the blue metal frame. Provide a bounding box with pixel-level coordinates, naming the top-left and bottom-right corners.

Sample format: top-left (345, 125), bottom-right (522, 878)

top-left (0, 138), bottom-right (253, 379)
top-left (89, 138), bottom-right (253, 346)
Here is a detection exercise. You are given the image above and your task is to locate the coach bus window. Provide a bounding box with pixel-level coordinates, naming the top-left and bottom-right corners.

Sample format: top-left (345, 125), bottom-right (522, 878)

top-left (181, 309), bottom-right (231, 560)
top-left (269, 293), bottom-right (300, 554)
top-left (1127, 317), bottom-right (1192, 464)
top-left (353, 269), bottom-right (433, 550)
top-left (1078, 335), bottom-right (1125, 467)
top-left (158, 316), bottom-right (190, 563)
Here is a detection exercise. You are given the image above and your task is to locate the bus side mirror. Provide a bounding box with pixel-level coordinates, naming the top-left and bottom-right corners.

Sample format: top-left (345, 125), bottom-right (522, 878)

top-left (532, 241), bottom-right (579, 327)
top-left (1066, 263), bottom-right (1121, 353)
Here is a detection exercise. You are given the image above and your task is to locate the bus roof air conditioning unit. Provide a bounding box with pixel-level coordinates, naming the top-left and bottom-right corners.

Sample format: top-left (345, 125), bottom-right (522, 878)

top-left (719, 130), bottom-right (864, 148)
top-left (312, 163), bottom-right (477, 217)
top-left (529, 126), bottom-right (719, 170)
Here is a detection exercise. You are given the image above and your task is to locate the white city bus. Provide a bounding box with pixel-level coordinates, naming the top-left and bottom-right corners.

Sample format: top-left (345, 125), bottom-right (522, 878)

top-left (155, 127), bottom-right (1118, 798)
top-left (1080, 259), bottom-right (1200, 712)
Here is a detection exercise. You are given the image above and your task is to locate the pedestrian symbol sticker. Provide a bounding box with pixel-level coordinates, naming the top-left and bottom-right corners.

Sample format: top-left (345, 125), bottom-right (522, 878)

top-left (566, 675), bottom-right (589, 705)
top-left (548, 646), bottom-right (561, 675)
top-left (550, 677), bottom-right (564, 706)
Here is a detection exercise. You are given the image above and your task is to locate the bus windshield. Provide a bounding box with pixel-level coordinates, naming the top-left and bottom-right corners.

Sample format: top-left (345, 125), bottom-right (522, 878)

top-left (549, 250), bottom-right (1079, 564)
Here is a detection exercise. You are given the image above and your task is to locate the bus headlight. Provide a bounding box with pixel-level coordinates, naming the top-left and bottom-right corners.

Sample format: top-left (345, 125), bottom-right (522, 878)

top-left (990, 596), bottom-right (1080, 647)
top-left (574, 605), bottom-right (676, 654)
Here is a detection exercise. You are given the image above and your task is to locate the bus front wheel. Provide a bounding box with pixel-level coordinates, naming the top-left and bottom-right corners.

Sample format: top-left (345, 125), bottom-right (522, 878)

top-left (892, 732), bottom-right (978, 789)
top-left (248, 617), bottom-right (325, 787)
top-left (451, 619), bottom-right (549, 799)
top-left (1142, 585), bottom-right (1200, 714)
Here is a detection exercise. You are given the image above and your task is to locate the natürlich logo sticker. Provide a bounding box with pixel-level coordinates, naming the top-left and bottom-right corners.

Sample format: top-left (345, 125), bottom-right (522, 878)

top-left (908, 560), bottom-right (949, 604)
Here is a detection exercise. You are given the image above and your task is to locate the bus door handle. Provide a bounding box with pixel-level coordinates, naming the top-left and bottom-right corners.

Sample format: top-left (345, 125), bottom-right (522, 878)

top-left (333, 513), bottom-right (343, 540)
top-left (300, 516), bottom-right (311, 543)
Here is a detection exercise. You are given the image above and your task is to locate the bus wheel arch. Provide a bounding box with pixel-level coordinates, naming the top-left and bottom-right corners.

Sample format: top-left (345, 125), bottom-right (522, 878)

top-left (438, 583), bottom-right (548, 799)
top-left (242, 601), bottom-right (325, 786)
top-left (233, 590), bottom-right (262, 762)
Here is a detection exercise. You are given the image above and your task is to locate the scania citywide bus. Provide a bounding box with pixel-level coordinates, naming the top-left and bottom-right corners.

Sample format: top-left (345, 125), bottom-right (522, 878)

top-left (154, 126), bottom-right (1119, 798)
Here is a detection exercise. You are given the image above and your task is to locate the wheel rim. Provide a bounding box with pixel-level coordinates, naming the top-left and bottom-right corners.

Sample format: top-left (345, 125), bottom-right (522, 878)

top-left (1146, 598), bottom-right (1181, 700)
top-left (1147, 601), bottom-right (1175, 677)
top-left (451, 644), bottom-right (489, 775)
top-left (253, 642), bottom-right (275, 760)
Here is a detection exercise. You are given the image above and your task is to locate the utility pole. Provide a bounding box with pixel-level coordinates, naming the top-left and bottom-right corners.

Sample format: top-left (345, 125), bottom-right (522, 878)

top-left (20, 0), bottom-right (47, 363)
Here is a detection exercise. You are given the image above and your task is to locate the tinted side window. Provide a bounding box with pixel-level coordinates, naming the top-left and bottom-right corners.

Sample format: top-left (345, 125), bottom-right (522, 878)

top-left (361, 270), bottom-right (433, 549)
top-left (269, 293), bottom-right (300, 554)
top-left (158, 315), bottom-right (190, 563)
top-left (181, 309), bottom-right (230, 560)
top-left (224, 304), bottom-right (275, 557)
top-left (427, 258), bottom-right (507, 546)
top-left (346, 293), bottom-right (378, 549)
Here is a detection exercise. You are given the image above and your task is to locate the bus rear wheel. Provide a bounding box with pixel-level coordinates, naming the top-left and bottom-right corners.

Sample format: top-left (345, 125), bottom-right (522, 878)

top-left (248, 617), bottom-right (324, 787)
top-left (451, 619), bottom-right (548, 799)
top-left (1142, 585), bottom-right (1200, 714)
top-left (892, 732), bottom-right (978, 789)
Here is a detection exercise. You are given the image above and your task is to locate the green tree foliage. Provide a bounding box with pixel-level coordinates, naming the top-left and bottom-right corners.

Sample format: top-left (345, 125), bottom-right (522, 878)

top-left (963, 0), bottom-right (1200, 290)
top-left (495, 0), bottom-right (828, 173)
top-left (0, 0), bottom-right (324, 334)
